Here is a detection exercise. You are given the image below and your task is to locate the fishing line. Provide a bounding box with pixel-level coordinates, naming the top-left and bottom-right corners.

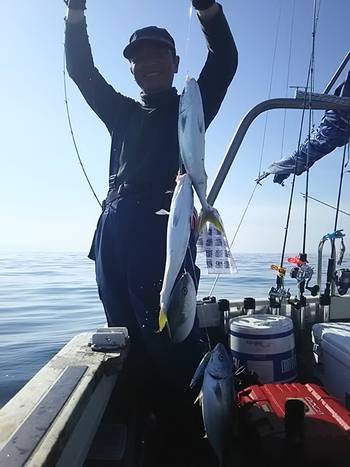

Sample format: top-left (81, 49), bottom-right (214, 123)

top-left (208, 183), bottom-right (259, 296)
top-left (63, 51), bottom-right (102, 208)
top-left (280, 0), bottom-right (296, 158)
top-left (177, 2), bottom-right (194, 174)
top-left (187, 243), bottom-right (199, 290)
top-left (208, 1), bottom-right (283, 296)
top-left (183, 1), bottom-right (194, 76)
top-left (257, 0), bottom-right (283, 178)
top-left (187, 236), bottom-right (212, 351)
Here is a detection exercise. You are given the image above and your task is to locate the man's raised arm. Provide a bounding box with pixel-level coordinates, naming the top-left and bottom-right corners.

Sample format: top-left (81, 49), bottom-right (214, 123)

top-left (192, 0), bottom-right (238, 129)
top-left (64, 0), bottom-right (134, 134)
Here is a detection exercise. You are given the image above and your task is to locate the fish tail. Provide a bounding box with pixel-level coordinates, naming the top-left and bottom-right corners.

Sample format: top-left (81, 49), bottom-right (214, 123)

top-left (158, 308), bottom-right (173, 339)
top-left (158, 307), bottom-right (168, 332)
top-left (198, 207), bottom-right (225, 233)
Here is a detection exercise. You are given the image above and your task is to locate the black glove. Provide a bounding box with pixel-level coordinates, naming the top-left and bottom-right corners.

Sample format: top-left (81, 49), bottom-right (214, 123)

top-left (64, 0), bottom-right (86, 9)
top-left (192, 0), bottom-right (215, 10)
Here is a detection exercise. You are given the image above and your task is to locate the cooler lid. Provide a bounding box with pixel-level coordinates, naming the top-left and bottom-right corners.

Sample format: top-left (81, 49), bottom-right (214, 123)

top-left (312, 322), bottom-right (350, 359)
top-left (230, 314), bottom-right (293, 335)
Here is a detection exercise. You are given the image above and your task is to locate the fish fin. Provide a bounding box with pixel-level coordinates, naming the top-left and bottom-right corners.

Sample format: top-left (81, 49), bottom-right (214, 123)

top-left (194, 390), bottom-right (203, 405)
top-left (155, 209), bottom-right (170, 216)
top-left (198, 207), bottom-right (225, 234)
top-left (190, 351), bottom-right (211, 388)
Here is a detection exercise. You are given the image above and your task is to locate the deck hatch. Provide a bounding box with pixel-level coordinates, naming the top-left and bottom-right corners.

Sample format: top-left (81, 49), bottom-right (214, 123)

top-left (0, 365), bottom-right (87, 467)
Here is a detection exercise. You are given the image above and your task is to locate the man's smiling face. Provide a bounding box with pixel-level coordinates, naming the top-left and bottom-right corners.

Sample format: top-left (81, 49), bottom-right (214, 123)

top-left (129, 42), bottom-right (179, 94)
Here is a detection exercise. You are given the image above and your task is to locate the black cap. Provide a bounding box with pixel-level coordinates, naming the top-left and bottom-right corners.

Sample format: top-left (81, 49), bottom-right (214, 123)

top-left (123, 26), bottom-right (176, 59)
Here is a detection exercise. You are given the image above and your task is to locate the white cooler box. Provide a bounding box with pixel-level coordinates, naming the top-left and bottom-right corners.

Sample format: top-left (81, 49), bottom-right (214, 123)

top-left (312, 322), bottom-right (350, 409)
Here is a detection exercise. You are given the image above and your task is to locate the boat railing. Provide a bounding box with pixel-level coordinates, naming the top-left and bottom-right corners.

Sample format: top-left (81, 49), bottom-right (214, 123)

top-left (196, 293), bottom-right (350, 328)
top-left (208, 92), bottom-right (350, 205)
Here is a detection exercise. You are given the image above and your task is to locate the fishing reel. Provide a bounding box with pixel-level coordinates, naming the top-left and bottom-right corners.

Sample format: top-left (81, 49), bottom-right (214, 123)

top-left (321, 229), bottom-right (346, 266)
top-left (268, 286), bottom-right (291, 302)
top-left (269, 265), bottom-right (290, 303)
top-left (288, 255), bottom-right (319, 297)
top-left (334, 269), bottom-right (350, 295)
top-left (271, 264), bottom-right (286, 279)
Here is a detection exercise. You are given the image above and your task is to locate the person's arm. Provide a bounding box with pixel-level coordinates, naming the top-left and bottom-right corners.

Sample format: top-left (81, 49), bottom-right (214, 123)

top-left (64, 0), bottom-right (135, 134)
top-left (192, 1), bottom-right (238, 129)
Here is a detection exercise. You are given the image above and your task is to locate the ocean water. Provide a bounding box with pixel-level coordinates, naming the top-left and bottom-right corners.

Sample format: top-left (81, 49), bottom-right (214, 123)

top-left (0, 251), bottom-right (345, 407)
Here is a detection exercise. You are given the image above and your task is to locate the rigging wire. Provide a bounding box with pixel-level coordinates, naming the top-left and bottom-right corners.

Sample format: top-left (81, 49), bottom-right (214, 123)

top-left (63, 52), bottom-right (102, 208)
top-left (300, 193), bottom-right (350, 217)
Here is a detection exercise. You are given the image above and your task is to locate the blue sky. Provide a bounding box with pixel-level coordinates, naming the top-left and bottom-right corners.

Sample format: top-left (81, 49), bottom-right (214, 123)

top-left (1, 0), bottom-right (349, 254)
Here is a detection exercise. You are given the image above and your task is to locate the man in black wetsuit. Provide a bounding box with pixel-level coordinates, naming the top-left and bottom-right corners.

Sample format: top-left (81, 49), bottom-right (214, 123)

top-left (65, 1), bottom-right (237, 465)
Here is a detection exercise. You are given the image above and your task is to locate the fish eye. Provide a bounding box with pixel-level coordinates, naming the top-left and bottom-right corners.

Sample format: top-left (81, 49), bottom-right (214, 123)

top-left (218, 354), bottom-right (224, 362)
top-left (182, 286), bottom-right (188, 296)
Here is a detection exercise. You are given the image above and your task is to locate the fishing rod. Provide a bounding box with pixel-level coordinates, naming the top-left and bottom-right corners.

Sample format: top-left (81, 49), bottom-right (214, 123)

top-left (301, 0), bottom-right (320, 256)
top-left (328, 134), bottom-right (350, 295)
top-left (275, 0), bottom-right (322, 311)
top-left (268, 0), bottom-right (296, 304)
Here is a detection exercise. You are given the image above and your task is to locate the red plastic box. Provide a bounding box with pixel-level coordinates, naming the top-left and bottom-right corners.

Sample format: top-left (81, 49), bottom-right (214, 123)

top-left (236, 383), bottom-right (350, 466)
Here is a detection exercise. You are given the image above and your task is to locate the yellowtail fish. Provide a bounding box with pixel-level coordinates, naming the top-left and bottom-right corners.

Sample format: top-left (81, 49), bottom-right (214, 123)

top-left (158, 174), bottom-right (193, 333)
top-left (178, 76), bottom-right (224, 233)
top-left (166, 271), bottom-right (197, 343)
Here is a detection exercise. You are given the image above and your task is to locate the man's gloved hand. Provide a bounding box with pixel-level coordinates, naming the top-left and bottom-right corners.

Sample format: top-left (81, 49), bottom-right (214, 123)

top-left (192, 0), bottom-right (215, 10)
top-left (64, 0), bottom-right (86, 10)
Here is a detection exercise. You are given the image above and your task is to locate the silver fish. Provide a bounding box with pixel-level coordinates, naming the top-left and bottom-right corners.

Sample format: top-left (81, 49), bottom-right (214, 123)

top-left (166, 272), bottom-right (197, 343)
top-left (195, 343), bottom-right (235, 466)
top-left (178, 76), bottom-right (224, 233)
top-left (159, 174), bottom-right (193, 333)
